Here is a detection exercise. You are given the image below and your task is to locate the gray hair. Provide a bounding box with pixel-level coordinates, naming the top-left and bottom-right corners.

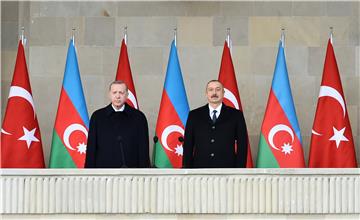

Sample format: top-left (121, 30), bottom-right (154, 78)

top-left (109, 80), bottom-right (128, 91)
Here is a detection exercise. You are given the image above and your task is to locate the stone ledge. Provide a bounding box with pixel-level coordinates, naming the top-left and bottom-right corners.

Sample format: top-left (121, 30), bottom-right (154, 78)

top-left (1, 168), bottom-right (359, 176)
top-left (1, 169), bottom-right (359, 214)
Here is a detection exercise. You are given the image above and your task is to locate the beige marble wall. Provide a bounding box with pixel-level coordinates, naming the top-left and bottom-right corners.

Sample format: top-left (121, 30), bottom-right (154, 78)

top-left (1, 1), bottom-right (359, 167)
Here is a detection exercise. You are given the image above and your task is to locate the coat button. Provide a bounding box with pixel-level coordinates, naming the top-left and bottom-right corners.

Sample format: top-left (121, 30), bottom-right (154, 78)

top-left (210, 153), bottom-right (214, 157)
top-left (210, 139), bottom-right (215, 143)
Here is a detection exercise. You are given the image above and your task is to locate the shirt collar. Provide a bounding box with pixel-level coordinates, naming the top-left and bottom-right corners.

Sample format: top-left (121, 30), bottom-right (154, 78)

top-left (209, 103), bottom-right (222, 115)
top-left (112, 104), bottom-right (125, 112)
top-left (105, 103), bottom-right (130, 116)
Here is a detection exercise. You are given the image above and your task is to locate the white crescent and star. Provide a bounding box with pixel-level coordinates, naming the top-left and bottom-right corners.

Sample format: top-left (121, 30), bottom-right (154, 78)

top-left (127, 90), bottom-right (138, 109)
top-left (311, 129), bottom-right (322, 136)
top-left (8, 86), bottom-right (36, 119)
top-left (63, 123), bottom-right (88, 151)
top-left (1, 128), bottom-right (12, 135)
top-left (318, 86), bottom-right (346, 117)
top-left (268, 124), bottom-right (294, 152)
top-left (224, 88), bottom-right (239, 110)
top-left (312, 86), bottom-right (346, 137)
top-left (329, 126), bottom-right (349, 148)
top-left (161, 125), bottom-right (184, 152)
top-left (18, 126), bottom-right (40, 149)
top-left (1, 86), bottom-right (36, 143)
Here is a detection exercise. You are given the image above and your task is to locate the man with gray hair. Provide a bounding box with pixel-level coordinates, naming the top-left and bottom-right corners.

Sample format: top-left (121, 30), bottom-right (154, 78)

top-left (85, 80), bottom-right (150, 168)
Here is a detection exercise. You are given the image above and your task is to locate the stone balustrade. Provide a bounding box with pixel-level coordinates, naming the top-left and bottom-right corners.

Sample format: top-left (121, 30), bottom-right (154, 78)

top-left (1, 168), bottom-right (359, 215)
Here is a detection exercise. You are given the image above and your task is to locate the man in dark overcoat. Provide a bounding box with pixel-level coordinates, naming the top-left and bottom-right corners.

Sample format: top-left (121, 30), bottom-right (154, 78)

top-left (182, 80), bottom-right (248, 168)
top-left (85, 80), bottom-right (150, 168)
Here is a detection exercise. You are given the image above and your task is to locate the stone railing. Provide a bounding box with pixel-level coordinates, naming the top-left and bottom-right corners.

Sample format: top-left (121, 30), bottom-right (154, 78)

top-left (0, 169), bottom-right (359, 214)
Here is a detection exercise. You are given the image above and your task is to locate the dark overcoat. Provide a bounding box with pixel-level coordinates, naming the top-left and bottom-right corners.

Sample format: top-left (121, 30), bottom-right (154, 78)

top-left (182, 104), bottom-right (248, 168)
top-left (85, 103), bottom-right (150, 168)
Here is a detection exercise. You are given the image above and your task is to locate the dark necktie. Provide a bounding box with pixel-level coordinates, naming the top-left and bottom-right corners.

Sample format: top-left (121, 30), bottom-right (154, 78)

top-left (212, 110), bottom-right (217, 124)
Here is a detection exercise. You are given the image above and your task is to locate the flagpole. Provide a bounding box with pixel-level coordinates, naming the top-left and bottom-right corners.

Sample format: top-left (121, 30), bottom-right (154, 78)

top-left (329, 26), bottom-right (334, 44)
top-left (124, 26), bottom-right (128, 45)
top-left (281, 28), bottom-right (285, 48)
top-left (174, 28), bottom-right (177, 47)
top-left (72, 28), bottom-right (76, 46)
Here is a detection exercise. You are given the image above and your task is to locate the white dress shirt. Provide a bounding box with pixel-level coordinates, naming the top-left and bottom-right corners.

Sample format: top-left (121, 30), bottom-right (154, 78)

top-left (112, 104), bottom-right (125, 112)
top-left (208, 103), bottom-right (222, 120)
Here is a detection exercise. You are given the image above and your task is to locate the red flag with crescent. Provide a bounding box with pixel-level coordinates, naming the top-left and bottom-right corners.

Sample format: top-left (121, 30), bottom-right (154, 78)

top-left (1, 41), bottom-right (45, 168)
top-left (309, 40), bottom-right (357, 167)
top-left (218, 41), bottom-right (253, 168)
top-left (116, 39), bottom-right (139, 109)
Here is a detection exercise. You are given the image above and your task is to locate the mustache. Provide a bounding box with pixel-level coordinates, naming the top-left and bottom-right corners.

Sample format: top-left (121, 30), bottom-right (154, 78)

top-left (211, 95), bottom-right (219, 98)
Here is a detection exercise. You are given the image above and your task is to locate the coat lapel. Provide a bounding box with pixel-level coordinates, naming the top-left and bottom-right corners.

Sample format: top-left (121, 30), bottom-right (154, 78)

top-left (215, 103), bottom-right (229, 124)
top-left (202, 104), bottom-right (213, 124)
top-left (105, 105), bottom-right (120, 132)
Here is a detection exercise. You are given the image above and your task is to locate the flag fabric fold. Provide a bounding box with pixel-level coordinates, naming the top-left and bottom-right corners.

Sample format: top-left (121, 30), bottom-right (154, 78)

top-left (256, 41), bottom-right (305, 168)
top-left (116, 39), bottom-right (139, 109)
top-left (1, 40), bottom-right (45, 168)
top-left (153, 40), bottom-right (190, 168)
top-left (218, 41), bottom-right (253, 168)
top-left (308, 39), bottom-right (357, 168)
top-left (49, 39), bottom-right (89, 168)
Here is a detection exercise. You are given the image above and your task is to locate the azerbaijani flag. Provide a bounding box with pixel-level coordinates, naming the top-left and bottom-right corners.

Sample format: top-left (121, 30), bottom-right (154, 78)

top-left (49, 39), bottom-right (89, 168)
top-left (153, 40), bottom-right (189, 168)
top-left (256, 40), bottom-right (305, 168)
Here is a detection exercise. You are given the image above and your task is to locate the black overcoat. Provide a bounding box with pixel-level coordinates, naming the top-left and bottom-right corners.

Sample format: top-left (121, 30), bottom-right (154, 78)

top-left (85, 103), bottom-right (150, 168)
top-left (182, 104), bottom-right (248, 168)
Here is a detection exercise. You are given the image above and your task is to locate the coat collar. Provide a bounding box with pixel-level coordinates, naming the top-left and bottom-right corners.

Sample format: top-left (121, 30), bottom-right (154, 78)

top-left (203, 103), bottom-right (229, 123)
top-left (105, 103), bottom-right (132, 116)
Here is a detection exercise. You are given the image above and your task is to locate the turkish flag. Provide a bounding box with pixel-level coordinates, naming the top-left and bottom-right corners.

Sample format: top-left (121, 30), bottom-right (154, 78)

top-left (115, 39), bottom-right (139, 109)
top-left (309, 39), bottom-right (357, 168)
top-left (1, 41), bottom-right (45, 168)
top-left (218, 41), bottom-right (253, 168)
